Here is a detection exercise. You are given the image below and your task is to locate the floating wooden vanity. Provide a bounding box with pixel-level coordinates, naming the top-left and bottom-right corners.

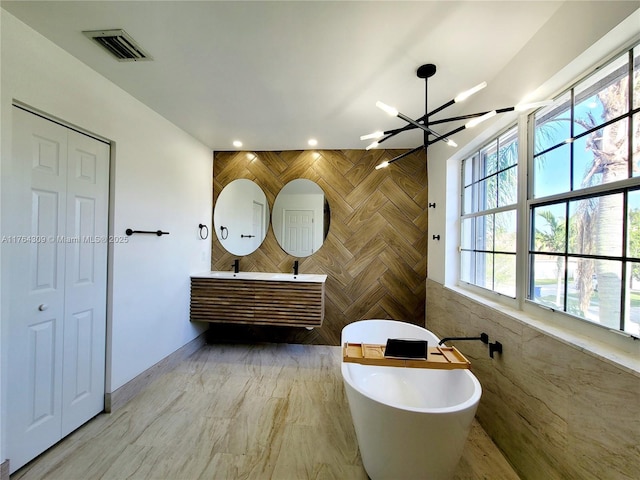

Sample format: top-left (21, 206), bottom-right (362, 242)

top-left (190, 271), bottom-right (327, 327)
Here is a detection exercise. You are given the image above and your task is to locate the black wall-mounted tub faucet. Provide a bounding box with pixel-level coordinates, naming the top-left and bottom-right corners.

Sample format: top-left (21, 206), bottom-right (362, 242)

top-left (293, 260), bottom-right (299, 276)
top-left (232, 259), bottom-right (239, 274)
top-left (438, 333), bottom-right (489, 346)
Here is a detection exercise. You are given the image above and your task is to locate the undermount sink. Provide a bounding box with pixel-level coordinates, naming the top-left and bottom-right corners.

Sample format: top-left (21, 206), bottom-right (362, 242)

top-left (192, 271), bottom-right (327, 283)
top-left (267, 273), bottom-right (327, 282)
top-left (201, 271), bottom-right (252, 279)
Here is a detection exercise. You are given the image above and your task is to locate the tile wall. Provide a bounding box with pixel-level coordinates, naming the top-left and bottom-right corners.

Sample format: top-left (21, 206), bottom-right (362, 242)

top-left (426, 279), bottom-right (640, 480)
top-left (210, 149), bottom-right (428, 345)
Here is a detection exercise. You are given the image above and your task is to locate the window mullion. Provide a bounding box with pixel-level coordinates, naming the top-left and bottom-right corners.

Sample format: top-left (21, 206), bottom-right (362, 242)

top-left (563, 202), bottom-right (570, 313)
top-left (620, 191), bottom-right (629, 331)
top-left (518, 116), bottom-right (531, 307)
top-left (627, 49), bottom-right (635, 178)
top-left (570, 87), bottom-right (575, 192)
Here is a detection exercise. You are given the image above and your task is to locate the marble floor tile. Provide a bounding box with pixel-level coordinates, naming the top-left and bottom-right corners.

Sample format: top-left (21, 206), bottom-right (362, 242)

top-left (12, 343), bottom-right (520, 480)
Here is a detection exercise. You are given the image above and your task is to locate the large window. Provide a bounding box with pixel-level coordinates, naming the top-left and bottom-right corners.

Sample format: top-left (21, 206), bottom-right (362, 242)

top-left (460, 127), bottom-right (518, 297)
top-left (458, 43), bottom-right (640, 338)
top-left (529, 45), bottom-right (640, 335)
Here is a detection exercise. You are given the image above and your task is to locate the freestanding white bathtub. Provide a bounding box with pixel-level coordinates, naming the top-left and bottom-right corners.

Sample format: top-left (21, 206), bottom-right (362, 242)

top-left (341, 320), bottom-right (482, 480)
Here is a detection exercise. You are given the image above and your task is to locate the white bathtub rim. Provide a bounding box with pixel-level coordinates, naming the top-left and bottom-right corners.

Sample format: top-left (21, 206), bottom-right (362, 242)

top-left (341, 319), bottom-right (482, 414)
top-left (341, 363), bottom-right (482, 414)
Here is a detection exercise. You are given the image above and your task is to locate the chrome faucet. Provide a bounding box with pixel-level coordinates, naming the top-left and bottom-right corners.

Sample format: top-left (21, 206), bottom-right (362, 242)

top-left (232, 259), bottom-right (239, 273)
top-left (293, 260), bottom-right (299, 276)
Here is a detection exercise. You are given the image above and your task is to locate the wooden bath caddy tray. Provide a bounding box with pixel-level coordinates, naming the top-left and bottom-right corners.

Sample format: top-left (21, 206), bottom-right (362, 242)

top-left (342, 343), bottom-right (471, 370)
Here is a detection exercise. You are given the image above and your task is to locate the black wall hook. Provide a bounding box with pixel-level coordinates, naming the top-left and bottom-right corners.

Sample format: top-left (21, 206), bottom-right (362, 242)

top-left (489, 341), bottom-right (503, 358)
top-left (433, 234), bottom-right (441, 240)
top-left (428, 203), bottom-right (437, 208)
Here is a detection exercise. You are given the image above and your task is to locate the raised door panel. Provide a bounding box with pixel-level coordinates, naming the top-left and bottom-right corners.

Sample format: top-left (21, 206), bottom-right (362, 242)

top-left (7, 108), bottom-right (109, 472)
top-left (7, 108), bottom-right (67, 470)
top-left (61, 130), bottom-right (109, 436)
top-left (284, 210), bottom-right (313, 257)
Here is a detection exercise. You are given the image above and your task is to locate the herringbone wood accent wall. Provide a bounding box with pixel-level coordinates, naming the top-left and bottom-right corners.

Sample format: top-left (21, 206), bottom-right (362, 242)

top-left (210, 149), bottom-right (427, 345)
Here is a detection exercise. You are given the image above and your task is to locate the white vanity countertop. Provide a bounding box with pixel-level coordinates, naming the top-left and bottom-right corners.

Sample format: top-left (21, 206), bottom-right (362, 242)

top-left (191, 271), bottom-right (328, 283)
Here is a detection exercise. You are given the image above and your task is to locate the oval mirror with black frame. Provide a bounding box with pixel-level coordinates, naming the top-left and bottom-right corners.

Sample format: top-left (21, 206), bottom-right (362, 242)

top-left (214, 179), bottom-right (270, 256)
top-left (272, 179), bottom-right (330, 257)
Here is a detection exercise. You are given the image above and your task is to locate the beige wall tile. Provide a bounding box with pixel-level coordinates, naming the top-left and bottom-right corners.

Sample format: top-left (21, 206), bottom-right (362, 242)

top-left (427, 280), bottom-right (640, 480)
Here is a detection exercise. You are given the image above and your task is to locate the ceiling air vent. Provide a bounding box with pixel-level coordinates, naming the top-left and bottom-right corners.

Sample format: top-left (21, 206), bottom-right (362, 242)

top-left (83, 29), bottom-right (152, 62)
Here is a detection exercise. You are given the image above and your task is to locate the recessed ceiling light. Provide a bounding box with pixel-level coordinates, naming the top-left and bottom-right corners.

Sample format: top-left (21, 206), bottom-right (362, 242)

top-left (308, 138), bottom-right (318, 147)
top-left (233, 140), bottom-right (243, 148)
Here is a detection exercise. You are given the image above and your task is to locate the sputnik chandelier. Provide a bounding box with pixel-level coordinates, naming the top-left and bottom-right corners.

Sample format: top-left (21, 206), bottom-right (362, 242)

top-left (362, 63), bottom-right (549, 169)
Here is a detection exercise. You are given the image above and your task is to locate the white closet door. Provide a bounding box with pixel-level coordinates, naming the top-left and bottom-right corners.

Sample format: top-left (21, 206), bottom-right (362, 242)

top-left (61, 129), bottom-right (109, 436)
top-left (7, 107), bottom-right (109, 472)
top-left (7, 109), bottom-right (68, 469)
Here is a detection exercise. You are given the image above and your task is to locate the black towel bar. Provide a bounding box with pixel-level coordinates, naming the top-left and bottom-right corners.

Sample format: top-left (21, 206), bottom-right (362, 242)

top-left (125, 229), bottom-right (170, 236)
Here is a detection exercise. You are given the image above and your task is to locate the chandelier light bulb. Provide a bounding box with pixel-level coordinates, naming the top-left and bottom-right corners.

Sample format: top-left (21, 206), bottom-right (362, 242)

top-left (366, 141), bottom-right (379, 150)
top-left (375, 161), bottom-right (390, 170)
top-left (375, 101), bottom-right (399, 117)
top-left (454, 81), bottom-right (487, 103)
top-left (465, 110), bottom-right (497, 128)
top-left (447, 139), bottom-right (458, 147)
top-left (360, 131), bottom-right (385, 141)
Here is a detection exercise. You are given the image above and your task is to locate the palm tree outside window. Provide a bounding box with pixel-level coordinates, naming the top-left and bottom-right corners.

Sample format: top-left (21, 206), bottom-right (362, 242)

top-left (529, 43), bottom-right (640, 336)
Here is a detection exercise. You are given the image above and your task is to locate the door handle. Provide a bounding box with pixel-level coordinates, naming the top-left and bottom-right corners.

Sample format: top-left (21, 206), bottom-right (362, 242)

top-left (38, 304), bottom-right (48, 311)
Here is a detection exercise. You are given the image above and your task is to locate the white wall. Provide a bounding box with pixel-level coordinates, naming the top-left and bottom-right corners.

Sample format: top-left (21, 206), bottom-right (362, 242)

top-left (0, 9), bottom-right (4, 475)
top-left (0, 9), bottom-right (212, 465)
top-left (427, 2), bottom-right (640, 285)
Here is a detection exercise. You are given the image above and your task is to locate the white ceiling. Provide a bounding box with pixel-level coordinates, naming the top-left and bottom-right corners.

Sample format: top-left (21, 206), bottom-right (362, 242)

top-left (2, 1), bottom-right (565, 151)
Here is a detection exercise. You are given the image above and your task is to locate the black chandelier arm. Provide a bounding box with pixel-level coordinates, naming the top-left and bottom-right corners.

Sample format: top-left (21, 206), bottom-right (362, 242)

top-left (391, 103), bottom-right (516, 128)
top-left (396, 111), bottom-right (453, 145)
top-left (388, 145), bottom-right (424, 164)
top-left (427, 99), bottom-right (456, 119)
top-left (378, 104), bottom-right (515, 149)
top-left (426, 125), bottom-right (466, 146)
top-left (375, 132), bottom-right (397, 146)
top-left (376, 118), bottom-right (425, 146)
top-left (376, 110), bottom-right (454, 148)
top-left (422, 93), bottom-right (491, 121)
top-left (428, 106), bottom-right (516, 126)
top-left (384, 123), bottom-right (421, 137)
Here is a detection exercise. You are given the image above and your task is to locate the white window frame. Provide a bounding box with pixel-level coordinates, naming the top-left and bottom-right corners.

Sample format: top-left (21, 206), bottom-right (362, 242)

top-left (459, 125), bottom-right (519, 298)
top-left (526, 44), bottom-right (640, 336)
top-left (450, 39), bottom-right (640, 361)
